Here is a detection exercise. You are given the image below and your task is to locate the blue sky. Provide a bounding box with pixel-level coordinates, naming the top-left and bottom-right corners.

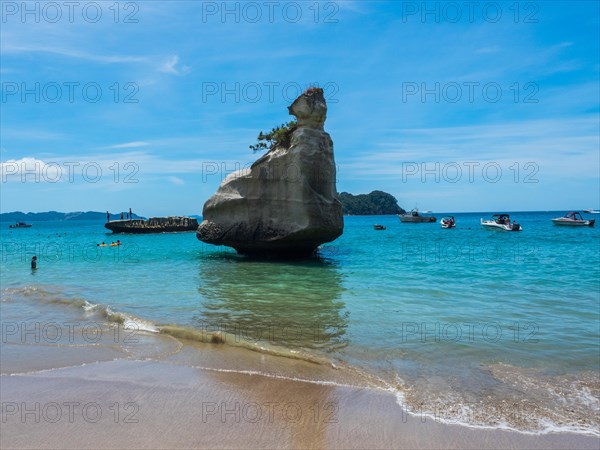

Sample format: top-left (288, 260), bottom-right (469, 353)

top-left (1, 0), bottom-right (599, 215)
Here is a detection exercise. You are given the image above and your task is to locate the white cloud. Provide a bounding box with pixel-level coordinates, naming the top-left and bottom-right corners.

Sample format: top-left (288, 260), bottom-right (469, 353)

top-left (1, 157), bottom-right (62, 182)
top-left (343, 116), bottom-right (600, 180)
top-left (107, 141), bottom-right (149, 149)
top-left (1, 43), bottom-right (146, 64)
top-left (160, 55), bottom-right (191, 75)
top-left (338, 0), bottom-right (372, 14)
top-left (167, 176), bottom-right (185, 185)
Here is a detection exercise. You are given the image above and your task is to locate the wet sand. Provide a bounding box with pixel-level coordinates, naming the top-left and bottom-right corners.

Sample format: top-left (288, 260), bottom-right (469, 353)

top-left (2, 329), bottom-right (598, 450)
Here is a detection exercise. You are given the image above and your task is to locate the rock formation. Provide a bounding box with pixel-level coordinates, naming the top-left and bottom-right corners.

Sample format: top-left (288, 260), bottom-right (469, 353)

top-left (196, 88), bottom-right (343, 256)
top-left (338, 191), bottom-right (405, 215)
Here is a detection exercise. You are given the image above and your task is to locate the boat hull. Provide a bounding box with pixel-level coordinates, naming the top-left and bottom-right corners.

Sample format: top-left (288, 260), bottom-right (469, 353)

top-left (552, 219), bottom-right (595, 227)
top-left (480, 219), bottom-right (522, 231)
top-left (399, 216), bottom-right (437, 223)
top-left (105, 217), bottom-right (198, 234)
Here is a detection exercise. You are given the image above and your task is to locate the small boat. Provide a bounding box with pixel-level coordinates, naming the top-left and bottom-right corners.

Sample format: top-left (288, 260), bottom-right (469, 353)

top-left (440, 216), bottom-right (456, 229)
top-left (373, 224), bottom-right (386, 230)
top-left (583, 209), bottom-right (600, 214)
top-left (552, 212), bottom-right (595, 227)
top-left (9, 222), bottom-right (32, 228)
top-left (480, 214), bottom-right (522, 231)
top-left (398, 209), bottom-right (437, 223)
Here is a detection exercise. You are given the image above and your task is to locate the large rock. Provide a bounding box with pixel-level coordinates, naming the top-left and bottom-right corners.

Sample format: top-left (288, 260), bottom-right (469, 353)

top-left (197, 88), bottom-right (343, 256)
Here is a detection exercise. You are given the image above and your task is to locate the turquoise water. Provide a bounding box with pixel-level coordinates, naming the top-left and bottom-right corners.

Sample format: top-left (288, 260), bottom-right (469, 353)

top-left (1, 212), bottom-right (599, 433)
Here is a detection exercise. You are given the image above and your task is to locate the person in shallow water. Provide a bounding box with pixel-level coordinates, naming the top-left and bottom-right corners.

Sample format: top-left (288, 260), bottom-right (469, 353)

top-left (31, 256), bottom-right (37, 269)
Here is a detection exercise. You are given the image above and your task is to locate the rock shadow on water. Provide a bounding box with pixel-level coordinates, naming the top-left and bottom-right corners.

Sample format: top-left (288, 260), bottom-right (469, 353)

top-left (192, 252), bottom-right (350, 356)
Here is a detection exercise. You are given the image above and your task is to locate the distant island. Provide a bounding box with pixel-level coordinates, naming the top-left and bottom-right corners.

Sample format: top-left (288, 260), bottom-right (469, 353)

top-left (1, 194), bottom-right (404, 221)
top-left (0, 211), bottom-right (144, 221)
top-left (338, 191), bottom-right (405, 215)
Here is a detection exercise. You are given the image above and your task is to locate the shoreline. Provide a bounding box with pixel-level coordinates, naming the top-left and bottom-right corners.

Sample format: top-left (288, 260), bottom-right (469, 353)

top-left (2, 337), bottom-right (598, 449)
top-left (2, 291), bottom-right (599, 448)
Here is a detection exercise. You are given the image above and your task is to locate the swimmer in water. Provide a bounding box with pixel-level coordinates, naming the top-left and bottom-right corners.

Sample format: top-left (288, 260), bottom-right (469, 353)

top-left (31, 256), bottom-right (37, 270)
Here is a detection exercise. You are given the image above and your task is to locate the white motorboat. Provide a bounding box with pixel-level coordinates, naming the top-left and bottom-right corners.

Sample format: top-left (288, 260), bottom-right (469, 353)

top-left (552, 212), bottom-right (595, 227)
top-left (398, 209), bottom-right (437, 223)
top-left (440, 216), bottom-right (456, 229)
top-left (480, 214), bottom-right (522, 231)
top-left (583, 209), bottom-right (600, 214)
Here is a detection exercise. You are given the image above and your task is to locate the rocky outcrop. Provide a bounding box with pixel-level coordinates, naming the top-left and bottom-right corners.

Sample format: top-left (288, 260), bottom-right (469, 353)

top-left (105, 217), bottom-right (198, 234)
top-left (196, 88), bottom-right (343, 256)
top-left (339, 191), bottom-right (405, 215)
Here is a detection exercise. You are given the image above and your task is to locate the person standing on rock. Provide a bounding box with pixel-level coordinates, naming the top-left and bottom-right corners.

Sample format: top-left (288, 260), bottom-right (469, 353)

top-left (107, 211), bottom-right (110, 222)
top-left (129, 208), bottom-right (132, 220)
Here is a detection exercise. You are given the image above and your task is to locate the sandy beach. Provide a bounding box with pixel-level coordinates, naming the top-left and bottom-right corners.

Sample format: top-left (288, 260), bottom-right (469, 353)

top-left (2, 321), bottom-right (598, 450)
